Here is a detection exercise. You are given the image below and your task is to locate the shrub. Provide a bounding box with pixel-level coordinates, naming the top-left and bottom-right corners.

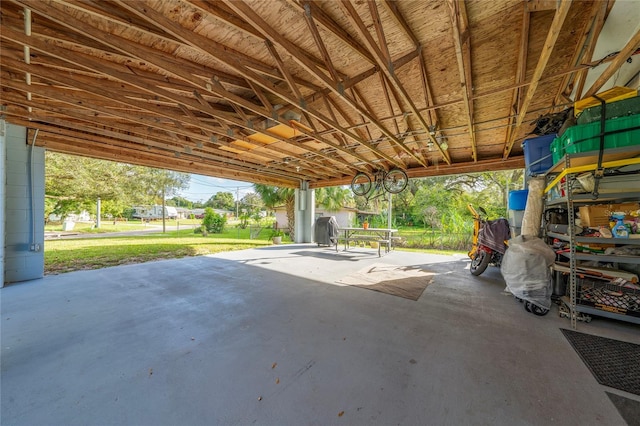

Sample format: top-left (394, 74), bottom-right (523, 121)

top-left (202, 208), bottom-right (226, 233)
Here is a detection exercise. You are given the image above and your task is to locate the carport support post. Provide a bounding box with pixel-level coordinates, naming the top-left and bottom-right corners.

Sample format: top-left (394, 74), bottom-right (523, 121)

top-left (388, 192), bottom-right (392, 229)
top-left (0, 120), bottom-right (5, 286)
top-left (294, 181), bottom-right (314, 243)
top-left (1, 121), bottom-right (45, 285)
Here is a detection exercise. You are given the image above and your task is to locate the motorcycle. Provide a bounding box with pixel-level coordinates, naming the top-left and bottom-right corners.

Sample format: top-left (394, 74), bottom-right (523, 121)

top-left (467, 204), bottom-right (510, 276)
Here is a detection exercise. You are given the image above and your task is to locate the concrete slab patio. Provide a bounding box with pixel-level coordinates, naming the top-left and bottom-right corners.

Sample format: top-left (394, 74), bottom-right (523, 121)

top-left (1, 244), bottom-right (639, 425)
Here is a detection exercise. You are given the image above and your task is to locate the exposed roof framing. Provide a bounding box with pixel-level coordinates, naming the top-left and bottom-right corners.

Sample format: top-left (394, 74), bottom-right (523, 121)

top-left (1, 0), bottom-right (636, 188)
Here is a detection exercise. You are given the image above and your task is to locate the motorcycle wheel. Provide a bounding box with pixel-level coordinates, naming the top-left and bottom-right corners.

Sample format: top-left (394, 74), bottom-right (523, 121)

top-left (530, 303), bottom-right (549, 316)
top-left (470, 250), bottom-right (491, 276)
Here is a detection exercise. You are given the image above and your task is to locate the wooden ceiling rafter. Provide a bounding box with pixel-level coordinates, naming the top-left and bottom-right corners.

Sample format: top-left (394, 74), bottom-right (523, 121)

top-left (182, 0), bottom-right (352, 85)
top-left (35, 132), bottom-right (300, 187)
top-left (383, 74), bottom-right (428, 164)
top-left (312, 156), bottom-right (526, 188)
top-left (224, 0), bottom-right (424, 168)
top-left (447, 0), bottom-right (477, 162)
top-left (337, 0), bottom-right (447, 166)
top-left (14, 112), bottom-right (323, 181)
top-left (2, 54), bottom-right (251, 148)
top-left (504, 4), bottom-right (530, 151)
top-left (26, 110), bottom-right (334, 178)
top-left (116, 0), bottom-right (390, 170)
top-left (1, 1), bottom-right (633, 188)
top-left (20, 0), bottom-right (286, 87)
top-left (3, 7), bottom-right (364, 176)
top-left (573, 0), bottom-right (611, 100)
top-left (289, 0), bottom-right (377, 65)
top-left (584, 29), bottom-right (640, 98)
top-left (552, 1), bottom-right (602, 107)
top-left (302, 4), bottom-right (341, 84)
top-left (502, 0), bottom-right (573, 159)
top-left (1, 78), bottom-right (319, 181)
top-left (323, 94), bottom-right (370, 152)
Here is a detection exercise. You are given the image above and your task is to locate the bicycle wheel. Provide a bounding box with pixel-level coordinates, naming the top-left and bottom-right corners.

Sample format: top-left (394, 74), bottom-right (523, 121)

top-left (351, 172), bottom-right (372, 196)
top-left (383, 168), bottom-right (408, 194)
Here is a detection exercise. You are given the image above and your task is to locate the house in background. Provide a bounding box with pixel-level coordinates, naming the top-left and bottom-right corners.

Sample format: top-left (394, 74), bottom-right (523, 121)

top-left (132, 205), bottom-right (178, 220)
top-left (274, 206), bottom-right (376, 229)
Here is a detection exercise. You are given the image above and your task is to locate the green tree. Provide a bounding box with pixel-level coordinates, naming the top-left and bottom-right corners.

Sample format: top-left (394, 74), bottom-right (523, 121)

top-left (206, 191), bottom-right (235, 211)
top-left (254, 184), bottom-right (295, 240)
top-left (316, 186), bottom-right (353, 211)
top-left (45, 152), bottom-right (190, 219)
top-left (168, 196), bottom-right (193, 209)
top-left (202, 207), bottom-right (226, 233)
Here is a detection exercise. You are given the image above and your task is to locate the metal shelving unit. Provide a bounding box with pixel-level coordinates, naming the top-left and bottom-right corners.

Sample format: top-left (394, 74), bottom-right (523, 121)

top-left (544, 146), bottom-right (640, 328)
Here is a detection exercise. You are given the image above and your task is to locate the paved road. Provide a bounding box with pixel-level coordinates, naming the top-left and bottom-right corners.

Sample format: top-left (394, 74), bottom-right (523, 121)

top-left (44, 223), bottom-right (198, 239)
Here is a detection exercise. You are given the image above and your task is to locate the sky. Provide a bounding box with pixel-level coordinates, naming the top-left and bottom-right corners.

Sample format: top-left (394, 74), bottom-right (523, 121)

top-left (177, 174), bottom-right (255, 203)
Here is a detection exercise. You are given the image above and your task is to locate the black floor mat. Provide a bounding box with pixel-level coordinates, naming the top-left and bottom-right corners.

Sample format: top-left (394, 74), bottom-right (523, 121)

top-left (607, 392), bottom-right (640, 426)
top-left (561, 329), bottom-right (640, 396)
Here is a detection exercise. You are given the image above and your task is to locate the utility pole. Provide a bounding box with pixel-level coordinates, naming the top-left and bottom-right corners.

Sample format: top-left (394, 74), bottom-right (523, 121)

top-left (96, 197), bottom-right (101, 229)
top-left (236, 187), bottom-right (239, 218)
top-left (162, 186), bottom-right (166, 233)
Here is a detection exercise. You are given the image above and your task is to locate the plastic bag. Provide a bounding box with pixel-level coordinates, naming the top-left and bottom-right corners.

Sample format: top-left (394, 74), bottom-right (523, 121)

top-left (501, 235), bottom-right (556, 309)
top-left (521, 177), bottom-right (544, 237)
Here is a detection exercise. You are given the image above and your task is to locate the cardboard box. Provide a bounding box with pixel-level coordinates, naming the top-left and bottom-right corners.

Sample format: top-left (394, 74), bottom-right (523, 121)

top-left (578, 202), bottom-right (640, 227)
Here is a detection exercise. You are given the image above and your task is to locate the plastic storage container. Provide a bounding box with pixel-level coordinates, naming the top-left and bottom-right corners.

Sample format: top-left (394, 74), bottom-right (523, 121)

top-left (576, 95), bottom-right (640, 125)
top-left (551, 113), bottom-right (640, 163)
top-left (574, 86), bottom-right (637, 116)
top-left (522, 134), bottom-right (556, 175)
top-left (508, 190), bottom-right (528, 210)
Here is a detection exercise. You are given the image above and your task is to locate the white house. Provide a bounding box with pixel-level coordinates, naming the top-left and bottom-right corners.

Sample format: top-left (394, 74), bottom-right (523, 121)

top-left (132, 205), bottom-right (178, 220)
top-left (275, 206), bottom-right (367, 229)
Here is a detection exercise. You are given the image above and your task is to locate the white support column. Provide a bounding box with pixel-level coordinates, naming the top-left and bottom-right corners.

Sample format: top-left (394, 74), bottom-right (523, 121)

top-left (0, 120), bottom-right (6, 286)
top-left (294, 181), bottom-right (315, 243)
top-left (2, 122), bottom-right (45, 284)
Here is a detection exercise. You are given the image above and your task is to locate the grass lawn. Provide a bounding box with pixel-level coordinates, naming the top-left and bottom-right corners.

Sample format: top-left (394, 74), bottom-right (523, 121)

top-left (44, 224), bottom-right (465, 275)
top-left (45, 228), bottom-right (278, 275)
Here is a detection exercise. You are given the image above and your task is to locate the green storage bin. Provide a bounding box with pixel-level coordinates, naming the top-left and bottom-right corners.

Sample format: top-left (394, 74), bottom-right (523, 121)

top-left (555, 114), bottom-right (640, 158)
top-left (576, 96), bottom-right (640, 125)
top-left (551, 137), bottom-right (562, 165)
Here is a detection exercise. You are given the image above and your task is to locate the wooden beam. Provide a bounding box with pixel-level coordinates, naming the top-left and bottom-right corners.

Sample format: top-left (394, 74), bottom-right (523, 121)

top-left (583, 29), bottom-right (640, 98)
top-left (337, 0), bottom-right (446, 165)
top-left (311, 157), bottom-right (526, 188)
top-left (382, 0), bottom-right (420, 48)
top-left (503, 0), bottom-right (572, 158)
top-left (222, 0), bottom-right (419, 168)
top-left (573, 0), bottom-right (611, 99)
top-left (447, 0), bottom-right (476, 162)
top-left (290, 0), bottom-right (377, 65)
top-left (302, 4), bottom-right (340, 83)
top-left (553, 1), bottom-right (601, 107)
top-left (116, 0), bottom-right (399, 169)
top-left (2, 9), bottom-right (363, 174)
top-left (504, 5), bottom-right (530, 154)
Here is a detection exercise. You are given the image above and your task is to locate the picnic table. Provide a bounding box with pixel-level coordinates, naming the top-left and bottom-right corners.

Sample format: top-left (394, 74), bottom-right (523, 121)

top-left (337, 227), bottom-right (398, 257)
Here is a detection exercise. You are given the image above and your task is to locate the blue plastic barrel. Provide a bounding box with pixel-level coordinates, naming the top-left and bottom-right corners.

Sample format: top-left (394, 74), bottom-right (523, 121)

top-left (508, 190), bottom-right (528, 210)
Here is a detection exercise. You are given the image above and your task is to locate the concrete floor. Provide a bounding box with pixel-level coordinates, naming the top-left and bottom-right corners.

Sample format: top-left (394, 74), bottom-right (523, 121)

top-left (1, 244), bottom-right (639, 425)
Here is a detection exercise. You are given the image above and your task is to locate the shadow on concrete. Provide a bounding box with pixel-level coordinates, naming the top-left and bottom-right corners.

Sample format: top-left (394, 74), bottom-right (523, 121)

top-left (2, 247), bottom-right (639, 426)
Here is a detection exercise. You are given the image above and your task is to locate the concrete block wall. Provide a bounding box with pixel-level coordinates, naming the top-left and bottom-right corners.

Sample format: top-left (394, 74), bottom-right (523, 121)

top-left (2, 122), bottom-right (45, 285)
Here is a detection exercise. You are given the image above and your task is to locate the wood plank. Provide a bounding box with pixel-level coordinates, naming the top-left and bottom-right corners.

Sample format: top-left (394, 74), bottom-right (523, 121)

top-left (503, 0), bottom-right (572, 158)
top-left (583, 29), bottom-right (640, 98)
top-left (337, 0), bottom-right (445, 166)
top-left (118, 0), bottom-right (397, 169)
top-left (447, 0), bottom-right (476, 162)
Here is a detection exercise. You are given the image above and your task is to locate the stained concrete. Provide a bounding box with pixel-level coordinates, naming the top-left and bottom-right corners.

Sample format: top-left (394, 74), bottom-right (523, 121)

top-left (1, 245), bottom-right (639, 425)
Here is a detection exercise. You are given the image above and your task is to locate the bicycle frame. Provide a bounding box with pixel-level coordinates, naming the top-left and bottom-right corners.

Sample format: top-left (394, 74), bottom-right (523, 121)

top-left (351, 168), bottom-right (408, 205)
